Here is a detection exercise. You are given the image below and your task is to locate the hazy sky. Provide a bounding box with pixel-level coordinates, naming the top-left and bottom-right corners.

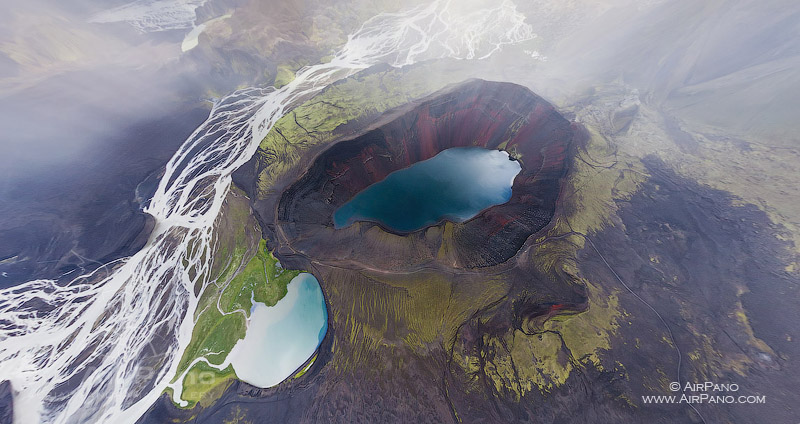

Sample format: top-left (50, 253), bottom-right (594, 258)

top-left (3, 0), bottom-right (798, 175)
top-left (0, 0), bottom-right (206, 180)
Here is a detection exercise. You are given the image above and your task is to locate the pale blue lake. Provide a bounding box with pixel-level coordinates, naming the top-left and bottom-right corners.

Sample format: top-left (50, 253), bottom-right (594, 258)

top-left (227, 273), bottom-right (328, 388)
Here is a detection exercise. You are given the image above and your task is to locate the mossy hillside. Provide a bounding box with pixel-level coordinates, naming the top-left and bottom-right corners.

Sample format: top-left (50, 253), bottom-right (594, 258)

top-left (203, 186), bottom-right (261, 303)
top-left (448, 130), bottom-right (644, 400)
top-left (217, 239), bottom-right (300, 314)
top-left (254, 61), bottom-right (477, 197)
top-left (327, 267), bottom-right (511, 373)
top-left (180, 363), bottom-right (237, 409)
top-left (274, 61), bottom-right (309, 89)
top-left (489, 280), bottom-right (621, 398)
top-left (554, 126), bottom-right (648, 239)
top-left (566, 92), bottom-right (783, 392)
top-left (447, 278), bottom-right (624, 400)
top-left (483, 96), bottom-right (783, 405)
top-left (309, 262), bottom-right (522, 417)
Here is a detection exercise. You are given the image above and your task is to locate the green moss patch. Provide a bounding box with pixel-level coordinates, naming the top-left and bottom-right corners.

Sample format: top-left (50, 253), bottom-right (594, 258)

top-left (180, 362), bottom-right (237, 408)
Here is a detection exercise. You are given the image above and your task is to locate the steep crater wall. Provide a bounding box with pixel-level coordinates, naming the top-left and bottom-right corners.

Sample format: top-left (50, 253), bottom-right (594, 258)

top-left (276, 80), bottom-right (575, 269)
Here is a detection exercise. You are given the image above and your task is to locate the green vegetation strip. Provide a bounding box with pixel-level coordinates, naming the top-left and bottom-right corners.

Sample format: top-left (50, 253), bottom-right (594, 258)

top-left (174, 239), bottom-right (300, 407)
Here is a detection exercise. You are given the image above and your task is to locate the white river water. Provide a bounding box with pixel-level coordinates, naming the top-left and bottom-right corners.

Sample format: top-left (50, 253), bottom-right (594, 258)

top-left (0, 1), bottom-right (534, 422)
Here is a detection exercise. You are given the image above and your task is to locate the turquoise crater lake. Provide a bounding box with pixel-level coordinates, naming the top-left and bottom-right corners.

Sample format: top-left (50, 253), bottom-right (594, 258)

top-left (333, 147), bottom-right (522, 232)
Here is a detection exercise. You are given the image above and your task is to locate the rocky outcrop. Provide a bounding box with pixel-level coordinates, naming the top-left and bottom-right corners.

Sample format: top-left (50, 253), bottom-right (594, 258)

top-left (276, 79), bottom-right (575, 269)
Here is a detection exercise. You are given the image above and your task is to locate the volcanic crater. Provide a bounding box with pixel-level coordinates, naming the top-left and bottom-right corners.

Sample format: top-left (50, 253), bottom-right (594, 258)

top-left (143, 75), bottom-right (603, 424)
top-left (275, 79), bottom-right (575, 269)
